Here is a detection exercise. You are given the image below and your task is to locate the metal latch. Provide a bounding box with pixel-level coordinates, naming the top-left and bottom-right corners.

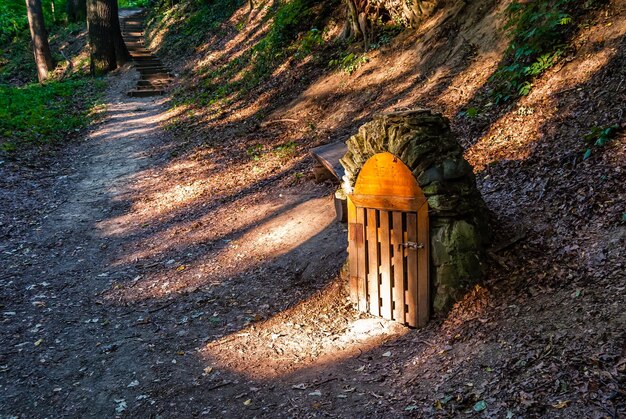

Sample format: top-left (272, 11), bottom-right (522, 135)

top-left (399, 241), bottom-right (424, 250)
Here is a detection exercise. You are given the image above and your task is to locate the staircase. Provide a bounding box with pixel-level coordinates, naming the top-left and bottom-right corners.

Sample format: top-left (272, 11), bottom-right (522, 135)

top-left (121, 11), bottom-right (173, 97)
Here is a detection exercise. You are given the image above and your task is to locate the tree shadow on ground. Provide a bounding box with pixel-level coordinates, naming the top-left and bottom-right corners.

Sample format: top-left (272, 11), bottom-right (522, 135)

top-left (26, 2), bottom-right (622, 417)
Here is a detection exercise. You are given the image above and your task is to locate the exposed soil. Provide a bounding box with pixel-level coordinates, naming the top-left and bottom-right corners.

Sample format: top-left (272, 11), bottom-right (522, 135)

top-left (1, 0), bottom-right (626, 418)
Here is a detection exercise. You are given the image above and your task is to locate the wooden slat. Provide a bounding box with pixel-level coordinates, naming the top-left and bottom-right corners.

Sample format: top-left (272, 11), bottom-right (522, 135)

top-left (356, 207), bottom-right (368, 312)
top-left (391, 211), bottom-right (405, 322)
top-left (417, 203), bottom-right (430, 327)
top-left (347, 194), bottom-right (427, 213)
top-left (405, 212), bottom-right (418, 327)
top-left (379, 210), bottom-right (392, 320)
top-left (366, 208), bottom-right (380, 316)
top-left (347, 198), bottom-right (358, 307)
top-left (309, 142), bottom-right (347, 181)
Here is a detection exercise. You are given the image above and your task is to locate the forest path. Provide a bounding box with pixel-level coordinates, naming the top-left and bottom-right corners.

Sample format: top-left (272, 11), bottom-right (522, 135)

top-left (0, 64), bottom-right (359, 417)
top-left (0, 71), bottom-right (187, 416)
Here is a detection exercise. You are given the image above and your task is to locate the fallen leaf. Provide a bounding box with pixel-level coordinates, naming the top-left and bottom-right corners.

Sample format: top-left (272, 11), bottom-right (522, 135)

top-left (551, 400), bottom-right (569, 409)
top-left (473, 400), bottom-right (487, 412)
top-left (34, 339), bottom-right (43, 346)
top-left (243, 399), bottom-right (252, 406)
top-left (114, 399), bottom-right (127, 413)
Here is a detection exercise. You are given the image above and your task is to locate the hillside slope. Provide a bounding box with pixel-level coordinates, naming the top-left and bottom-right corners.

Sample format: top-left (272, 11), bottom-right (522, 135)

top-left (2, 0), bottom-right (620, 416)
top-left (124, 0), bottom-right (626, 416)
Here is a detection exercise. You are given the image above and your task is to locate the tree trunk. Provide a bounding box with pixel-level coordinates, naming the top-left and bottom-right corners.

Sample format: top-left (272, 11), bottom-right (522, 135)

top-left (67, 0), bottom-right (87, 23)
top-left (87, 0), bottom-right (129, 75)
top-left (109, 0), bottom-right (129, 66)
top-left (340, 0), bottom-right (372, 49)
top-left (25, 0), bottom-right (55, 82)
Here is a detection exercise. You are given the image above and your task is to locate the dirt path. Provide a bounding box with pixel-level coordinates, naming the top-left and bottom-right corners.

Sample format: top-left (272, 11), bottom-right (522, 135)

top-left (0, 67), bottom-right (397, 417)
top-left (1, 71), bottom-right (187, 416)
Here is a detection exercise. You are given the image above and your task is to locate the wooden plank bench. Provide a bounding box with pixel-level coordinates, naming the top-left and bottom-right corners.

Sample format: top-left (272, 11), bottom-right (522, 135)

top-left (310, 142), bottom-right (348, 222)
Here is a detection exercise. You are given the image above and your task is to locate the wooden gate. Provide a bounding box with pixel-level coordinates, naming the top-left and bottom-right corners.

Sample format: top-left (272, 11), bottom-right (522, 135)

top-left (347, 152), bottom-right (429, 327)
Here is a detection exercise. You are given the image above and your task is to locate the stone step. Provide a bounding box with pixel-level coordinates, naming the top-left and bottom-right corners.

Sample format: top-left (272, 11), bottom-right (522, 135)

top-left (138, 67), bottom-right (169, 74)
top-left (128, 88), bottom-right (165, 97)
top-left (123, 13), bottom-right (172, 98)
top-left (140, 73), bottom-right (173, 81)
top-left (135, 62), bottom-right (163, 68)
top-left (137, 80), bottom-right (170, 88)
top-left (134, 58), bottom-right (161, 63)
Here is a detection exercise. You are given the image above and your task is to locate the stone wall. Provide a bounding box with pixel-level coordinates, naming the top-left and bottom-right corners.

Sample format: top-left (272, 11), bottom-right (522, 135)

top-left (339, 109), bottom-right (490, 313)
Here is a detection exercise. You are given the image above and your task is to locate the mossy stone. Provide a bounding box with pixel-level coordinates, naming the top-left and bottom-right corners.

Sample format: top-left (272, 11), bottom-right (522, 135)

top-left (449, 220), bottom-right (479, 251)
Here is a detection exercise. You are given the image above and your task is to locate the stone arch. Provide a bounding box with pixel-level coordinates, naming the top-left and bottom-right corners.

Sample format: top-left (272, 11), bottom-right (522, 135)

top-left (339, 109), bottom-right (490, 313)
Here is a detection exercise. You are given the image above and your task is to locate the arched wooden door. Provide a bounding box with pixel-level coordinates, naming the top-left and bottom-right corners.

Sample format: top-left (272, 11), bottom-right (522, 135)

top-left (347, 152), bottom-right (429, 327)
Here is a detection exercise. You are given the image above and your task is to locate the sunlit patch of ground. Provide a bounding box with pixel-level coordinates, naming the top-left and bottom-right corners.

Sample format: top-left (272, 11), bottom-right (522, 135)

top-left (465, 31), bottom-right (620, 171)
top-left (199, 280), bottom-right (409, 380)
top-left (102, 194), bottom-right (340, 301)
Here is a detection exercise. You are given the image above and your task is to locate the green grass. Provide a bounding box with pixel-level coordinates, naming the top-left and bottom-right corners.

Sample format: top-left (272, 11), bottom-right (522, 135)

top-left (0, 78), bottom-right (106, 152)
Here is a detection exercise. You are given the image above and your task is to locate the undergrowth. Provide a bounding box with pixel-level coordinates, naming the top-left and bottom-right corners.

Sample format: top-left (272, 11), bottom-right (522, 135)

top-left (148, 0), bottom-right (244, 58)
top-left (490, 0), bottom-right (602, 103)
top-left (0, 78), bottom-right (106, 153)
top-left (119, 0), bottom-right (150, 7)
top-left (1, 0), bottom-right (89, 84)
top-left (168, 0), bottom-right (327, 109)
top-left (0, 0), bottom-right (70, 45)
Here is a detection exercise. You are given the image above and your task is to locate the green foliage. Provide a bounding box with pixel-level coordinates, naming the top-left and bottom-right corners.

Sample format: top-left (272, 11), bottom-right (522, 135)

top-left (582, 124), bottom-right (620, 160)
top-left (150, 0), bottom-right (243, 57)
top-left (1, 0), bottom-right (88, 84)
top-left (295, 28), bottom-right (323, 58)
top-left (0, 0), bottom-right (70, 45)
top-left (489, 0), bottom-right (592, 103)
top-left (246, 141), bottom-right (299, 162)
top-left (257, 0), bottom-right (312, 52)
top-left (0, 78), bottom-right (105, 152)
top-left (369, 23), bottom-right (403, 50)
top-left (119, 0), bottom-right (150, 7)
top-left (328, 51), bottom-right (369, 74)
top-left (246, 144), bottom-right (264, 160)
top-left (460, 107), bottom-right (479, 118)
top-left (273, 140), bottom-right (297, 158)
top-left (174, 0), bottom-right (320, 107)
top-left (0, 0), bottom-right (26, 45)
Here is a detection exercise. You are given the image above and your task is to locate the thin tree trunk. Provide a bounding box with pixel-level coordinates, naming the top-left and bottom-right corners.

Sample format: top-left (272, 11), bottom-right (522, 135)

top-left (87, 0), bottom-right (129, 75)
top-left (25, 0), bottom-right (55, 82)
